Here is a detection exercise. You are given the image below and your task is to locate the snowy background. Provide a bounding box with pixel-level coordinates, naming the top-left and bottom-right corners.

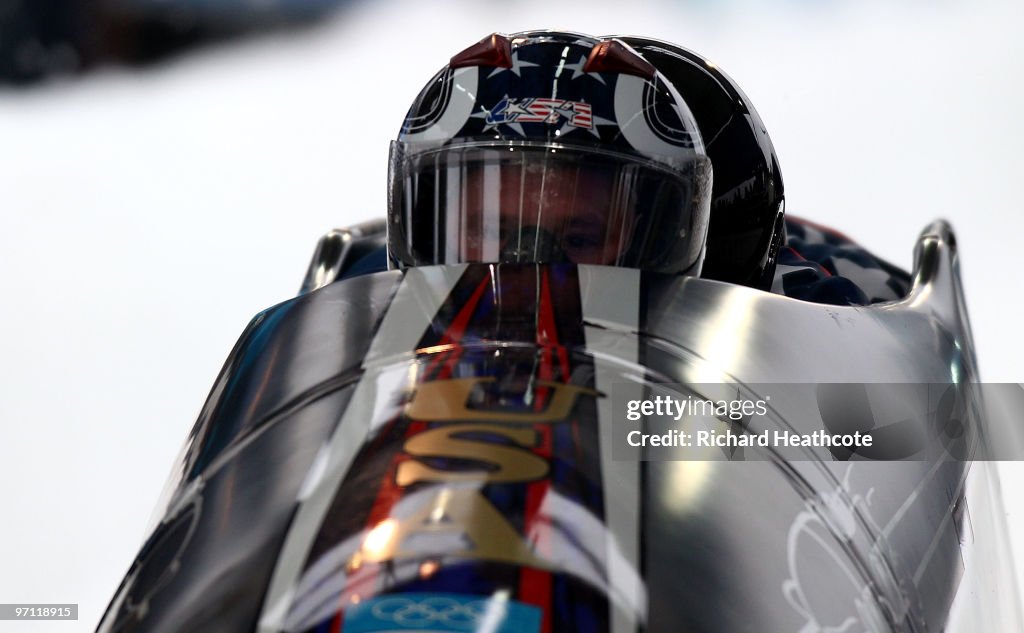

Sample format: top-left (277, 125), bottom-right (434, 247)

top-left (1, 0), bottom-right (1022, 630)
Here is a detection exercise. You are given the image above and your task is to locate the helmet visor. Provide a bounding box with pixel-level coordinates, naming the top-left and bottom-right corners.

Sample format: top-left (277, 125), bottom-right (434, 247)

top-left (388, 142), bottom-right (711, 273)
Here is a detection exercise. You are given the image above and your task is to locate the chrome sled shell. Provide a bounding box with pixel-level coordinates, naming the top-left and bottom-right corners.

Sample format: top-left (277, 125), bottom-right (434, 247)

top-left (97, 221), bottom-right (1022, 633)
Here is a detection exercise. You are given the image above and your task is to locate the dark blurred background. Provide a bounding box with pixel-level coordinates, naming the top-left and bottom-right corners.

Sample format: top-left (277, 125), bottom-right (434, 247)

top-left (0, 0), bottom-right (343, 84)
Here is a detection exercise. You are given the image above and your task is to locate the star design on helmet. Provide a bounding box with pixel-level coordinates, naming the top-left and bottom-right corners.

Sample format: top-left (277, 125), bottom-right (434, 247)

top-left (552, 104), bottom-right (577, 121)
top-left (504, 100), bottom-right (532, 117)
top-left (487, 50), bottom-right (540, 78)
top-left (563, 54), bottom-right (606, 84)
top-left (470, 97), bottom-right (526, 136)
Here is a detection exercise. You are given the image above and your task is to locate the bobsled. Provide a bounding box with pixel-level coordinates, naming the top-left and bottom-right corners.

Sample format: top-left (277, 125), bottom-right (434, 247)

top-left (96, 216), bottom-right (1022, 633)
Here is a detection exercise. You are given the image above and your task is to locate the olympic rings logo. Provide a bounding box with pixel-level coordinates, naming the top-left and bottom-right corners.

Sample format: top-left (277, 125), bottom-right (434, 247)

top-left (370, 597), bottom-right (486, 628)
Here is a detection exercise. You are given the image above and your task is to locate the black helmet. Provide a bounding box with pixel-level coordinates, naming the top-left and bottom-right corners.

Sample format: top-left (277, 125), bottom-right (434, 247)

top-left (387, 31), bottom-right (713, 275)
top-left (617, 37), bottom-right (785, 290)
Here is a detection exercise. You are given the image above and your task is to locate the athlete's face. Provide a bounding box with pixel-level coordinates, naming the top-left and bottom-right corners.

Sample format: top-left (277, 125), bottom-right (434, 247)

top-left (457, 159), bottom-right (635, 265)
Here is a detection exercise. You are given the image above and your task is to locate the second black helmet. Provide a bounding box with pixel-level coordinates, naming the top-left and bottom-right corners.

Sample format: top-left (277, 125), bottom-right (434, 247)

top-left (617, 37), bottom-right (785, 290)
